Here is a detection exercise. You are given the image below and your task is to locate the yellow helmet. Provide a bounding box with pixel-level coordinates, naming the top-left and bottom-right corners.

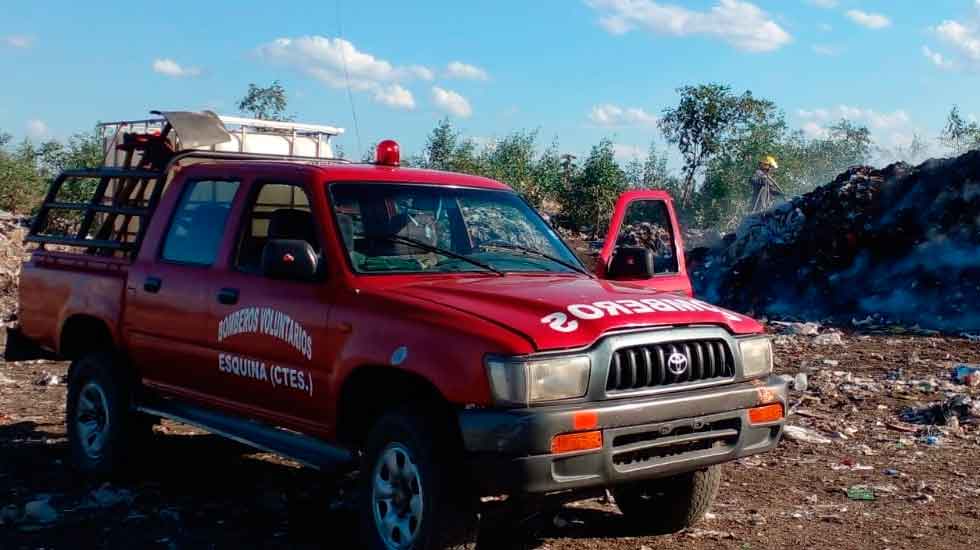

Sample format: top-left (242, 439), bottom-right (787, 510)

top-left (762, 155), bottom-right (778, 169)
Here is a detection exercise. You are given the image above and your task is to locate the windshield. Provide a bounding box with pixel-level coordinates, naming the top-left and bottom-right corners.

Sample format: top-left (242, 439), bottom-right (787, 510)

top-left (329, 183), bottom-right (585, 275)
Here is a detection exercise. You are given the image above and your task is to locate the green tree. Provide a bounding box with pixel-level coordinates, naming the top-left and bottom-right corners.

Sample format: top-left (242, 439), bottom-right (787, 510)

top-left (480, 130), bottom-right (540, 202)
top-left (939, 105), bottom-right (980, 155)
top-left (0, 134), bottom-right (45, 213)
top-left (417, 118), bottom-right (482, 174)
top-left (659, 84), bottom-right (774, 206)
top-left (533, 139), bottom-right (564, 204)
top-left (562, 138), bottom-right (627, 236)
top-left (237, 81), bottom-right (292, 121)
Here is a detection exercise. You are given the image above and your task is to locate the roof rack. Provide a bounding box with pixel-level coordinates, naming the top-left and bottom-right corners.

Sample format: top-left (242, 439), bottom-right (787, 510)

top-left (98, 110), bottom-right (346, 167)
top-left (29, 111), bottom-right (349, 259)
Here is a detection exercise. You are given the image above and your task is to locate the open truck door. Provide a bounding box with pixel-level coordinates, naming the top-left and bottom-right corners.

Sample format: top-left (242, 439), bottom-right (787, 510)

top-left (595, 190), bottom-right (692, 296)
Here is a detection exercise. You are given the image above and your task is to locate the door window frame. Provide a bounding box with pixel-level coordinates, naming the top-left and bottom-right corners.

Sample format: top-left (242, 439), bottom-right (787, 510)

top-left (229, 178), bottom-right (325, 280)
top-left (158, 177), bottom-right (243, 268)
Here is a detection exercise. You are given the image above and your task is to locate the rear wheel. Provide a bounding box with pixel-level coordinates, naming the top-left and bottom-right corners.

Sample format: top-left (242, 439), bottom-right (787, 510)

top-left (66, 352), bottom-right (151, 476)
top-left (360, 409), bottom-right (479, 550)
top-left (612, 466), bottom-right (721, 535)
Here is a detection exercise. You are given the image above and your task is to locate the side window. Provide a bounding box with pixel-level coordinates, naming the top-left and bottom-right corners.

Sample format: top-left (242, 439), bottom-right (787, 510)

top-left (616, 200), bottom-right (678, 274)
top-left (161, 179), bottom-right (240, 265)
top-left (235, 183), bottom-right (318, 274)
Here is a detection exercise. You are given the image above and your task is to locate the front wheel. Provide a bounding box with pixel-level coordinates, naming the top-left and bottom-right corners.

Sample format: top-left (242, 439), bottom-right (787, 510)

top-left (359, 409), bottom-right (479, 550)
top-left (612, 466), bottom-right (721, 535)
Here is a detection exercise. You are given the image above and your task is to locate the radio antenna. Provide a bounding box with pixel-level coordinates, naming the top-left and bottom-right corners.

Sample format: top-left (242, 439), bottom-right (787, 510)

top-left (336, 0), bottom-right (363, 158)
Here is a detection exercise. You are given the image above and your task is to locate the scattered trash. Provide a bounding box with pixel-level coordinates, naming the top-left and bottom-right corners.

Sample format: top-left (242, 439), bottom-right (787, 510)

top-left (778, 372), bottom-right (809, 392)
top-left (920, 435), bottom-right (942, 446)
top-left (23, 498), bottom-right (58, 524)
top-left (685, 528), bottom-right (735, 540)
top-left (0, 504), bottom-right (20, 525)
top-left (783, 425), bottom-right (832, 445)
top-left (952, 364), bottom-right (980, 387)
top-left (901, 395), bottom-right (977, 425)
top-left (33, 372), bottom-right (62, 386)
top-left (884, 468), bottom-right (900, 477)
top-left (813, 332), bottom-right (845, 346)
top-left (846, 485), bottom-right (875, 501)
top-left (787, 322), bottom-right (821, 336)
top-left (81, 484), bottom-right (134, 509)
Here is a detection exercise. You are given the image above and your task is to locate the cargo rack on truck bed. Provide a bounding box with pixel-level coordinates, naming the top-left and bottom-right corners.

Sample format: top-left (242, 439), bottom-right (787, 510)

top-left (26, 110), bottom-right (348, 258)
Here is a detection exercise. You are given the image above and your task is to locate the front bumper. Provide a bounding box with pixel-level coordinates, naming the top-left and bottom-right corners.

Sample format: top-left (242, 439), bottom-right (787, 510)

top-left (459, 376), bottom-right (787, 494)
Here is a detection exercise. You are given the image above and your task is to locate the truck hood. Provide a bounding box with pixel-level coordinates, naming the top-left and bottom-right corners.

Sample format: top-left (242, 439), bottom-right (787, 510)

top-left (392, 275), bottom-right (762, 351)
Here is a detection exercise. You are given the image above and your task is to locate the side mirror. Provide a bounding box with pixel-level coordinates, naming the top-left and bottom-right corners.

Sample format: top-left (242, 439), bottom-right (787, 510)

top-left (261, 239), bottom-right (320, 281)
top-left (607, 246), bottom-right (655, 279)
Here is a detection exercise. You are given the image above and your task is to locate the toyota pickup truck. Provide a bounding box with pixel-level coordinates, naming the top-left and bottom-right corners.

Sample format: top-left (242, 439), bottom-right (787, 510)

top-left (10, 112), bottom-right (786, 550)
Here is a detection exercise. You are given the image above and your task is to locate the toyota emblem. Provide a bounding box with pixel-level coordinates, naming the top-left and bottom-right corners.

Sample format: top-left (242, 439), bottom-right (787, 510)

top-left (667, 352), bottom-right (689, 376)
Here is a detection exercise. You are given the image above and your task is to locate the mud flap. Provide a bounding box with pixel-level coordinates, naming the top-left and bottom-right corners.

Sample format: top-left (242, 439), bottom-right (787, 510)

top-left (3, 327), bottom-right (58, 362)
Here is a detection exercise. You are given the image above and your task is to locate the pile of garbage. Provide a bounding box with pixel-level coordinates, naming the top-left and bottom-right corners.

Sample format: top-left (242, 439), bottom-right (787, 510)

top-left (616, 222), bottom-right (675, 261)
top-left (0, 210), bottom-right (27, 321)
top-left (690, 151), bottom-right (980, 332)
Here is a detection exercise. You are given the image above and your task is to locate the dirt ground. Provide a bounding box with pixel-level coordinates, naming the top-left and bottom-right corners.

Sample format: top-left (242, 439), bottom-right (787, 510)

top-left (2, 328), bottom-right (979, 549)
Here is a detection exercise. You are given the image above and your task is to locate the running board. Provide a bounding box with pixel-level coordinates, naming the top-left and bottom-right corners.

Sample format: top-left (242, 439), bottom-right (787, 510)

top-left (137, 398), bottom-right (356, 472)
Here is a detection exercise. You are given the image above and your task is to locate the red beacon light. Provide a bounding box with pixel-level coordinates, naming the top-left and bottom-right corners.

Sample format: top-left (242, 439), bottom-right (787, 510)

top-left (375, 139), bottom-right (400, 166)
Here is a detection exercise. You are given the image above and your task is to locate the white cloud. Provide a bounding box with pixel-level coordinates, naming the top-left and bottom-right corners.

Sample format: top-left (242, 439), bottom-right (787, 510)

top-left (799, 105), bottom-right (912, 143)
top-left (846, 10), bottom-right (891, 30)
top-left (807, 0), bottom-right (838, 9)
top-left (152, 58), bottom-right (201, 78)
top-left (613, 143), bottom-right (645, 160)
top-left (374, 84), bottom-right (415, 110)
top-left (255, 36), bottom-right (436, 109)
top-left (446, 61), bottom-right (489, 81)
top-left (2, 35), bottom-right (34, 49)
top-left (922, 45), bottom-right (954, 70)
top-left (585, 0), bottom-right (791, 53)
top-left (432, 87), bottom-right (472, 118)
top-left (409, 66), bottom-right (435, 80)
top-left (811, 44), bottom-right (843, 56)
top-left (935, 20), bottom-right (980, 61)
top-left (26, 119), bottom-right (48, 138)
top-left (801, 121), bottom-right (829, 139)
top-left (588, 103), bottom-right (659, 127)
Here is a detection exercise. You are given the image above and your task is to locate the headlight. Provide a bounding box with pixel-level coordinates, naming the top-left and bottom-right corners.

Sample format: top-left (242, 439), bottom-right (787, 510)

top-left (739, 337), bottom-right (773, 378)
top-left (486, 355), bottom-right (591, 406)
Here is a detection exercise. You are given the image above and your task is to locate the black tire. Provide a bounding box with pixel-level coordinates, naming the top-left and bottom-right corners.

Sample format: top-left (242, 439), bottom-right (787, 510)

top-left (612, 466), bottom-right (721, 535)
top-left (66, 352), bottom-right (151, 477)
top-left (359, 409), bottom-right (479, 550)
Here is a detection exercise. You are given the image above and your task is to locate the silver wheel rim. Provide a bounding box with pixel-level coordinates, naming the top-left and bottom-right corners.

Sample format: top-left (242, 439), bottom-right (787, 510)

top-left (75, 382), bottom-right (110, 459)
top-left (371, 443), bottom-right (423, 549)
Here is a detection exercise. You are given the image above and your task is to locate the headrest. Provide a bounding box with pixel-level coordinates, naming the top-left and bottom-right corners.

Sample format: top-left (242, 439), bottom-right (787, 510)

top-left (268, 209), bottom-right (316, 246)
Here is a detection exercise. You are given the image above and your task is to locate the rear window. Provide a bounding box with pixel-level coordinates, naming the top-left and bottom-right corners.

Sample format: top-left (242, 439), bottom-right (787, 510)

top-left (161, 179), bottom-right (240, 265)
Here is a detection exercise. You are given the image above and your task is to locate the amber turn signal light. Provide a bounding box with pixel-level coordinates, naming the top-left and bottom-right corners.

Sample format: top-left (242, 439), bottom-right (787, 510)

top-left (748, 403), bottom-right (784, 425)
top-left (551, 430), bottom-right (603, 454)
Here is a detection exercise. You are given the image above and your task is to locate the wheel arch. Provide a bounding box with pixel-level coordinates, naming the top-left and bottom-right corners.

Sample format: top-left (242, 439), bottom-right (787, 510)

top-left (59, 314), bottom-right (117, 360)
top-left (337, 365), bottom-right (458, 448)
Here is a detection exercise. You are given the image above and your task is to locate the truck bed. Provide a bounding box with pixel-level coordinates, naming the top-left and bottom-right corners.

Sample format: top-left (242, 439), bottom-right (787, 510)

top-left (18, 250), bottom-right (129, 355)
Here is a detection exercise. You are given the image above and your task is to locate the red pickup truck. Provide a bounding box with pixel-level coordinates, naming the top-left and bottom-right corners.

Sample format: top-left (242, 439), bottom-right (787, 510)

top-left (12, 112), bottom-right (786, 550)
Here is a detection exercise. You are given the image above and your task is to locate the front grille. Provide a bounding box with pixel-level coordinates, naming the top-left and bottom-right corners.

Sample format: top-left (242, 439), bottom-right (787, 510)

top-left (606, 339), bottom-right (735, 392)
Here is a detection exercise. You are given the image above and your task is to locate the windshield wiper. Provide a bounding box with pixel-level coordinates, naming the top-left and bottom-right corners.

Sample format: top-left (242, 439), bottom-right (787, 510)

top-left (356, 233), bottom-right (504, 276)
top-left (479, 241), bottom-right (594, 278)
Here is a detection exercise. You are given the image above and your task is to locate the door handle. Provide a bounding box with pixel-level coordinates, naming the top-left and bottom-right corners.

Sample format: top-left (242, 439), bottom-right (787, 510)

top-left (217, 288), bottom-right (240, 305)
top-left (144, 276), bottom-right (162, 293)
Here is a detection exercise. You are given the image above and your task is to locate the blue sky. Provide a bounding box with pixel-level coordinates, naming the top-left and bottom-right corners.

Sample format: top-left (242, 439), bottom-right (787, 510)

top-left (2, 0), bottom-right (979, 164)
